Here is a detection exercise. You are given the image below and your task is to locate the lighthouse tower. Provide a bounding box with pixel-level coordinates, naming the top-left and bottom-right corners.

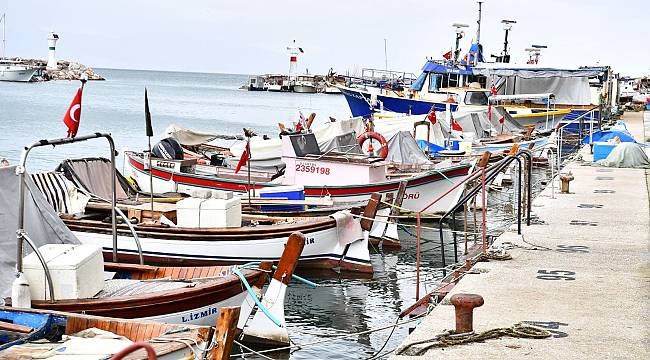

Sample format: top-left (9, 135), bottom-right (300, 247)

top-left (286, 40), bottom-right (303, 81)
top-left (47, 31), bottom-right (59, 70)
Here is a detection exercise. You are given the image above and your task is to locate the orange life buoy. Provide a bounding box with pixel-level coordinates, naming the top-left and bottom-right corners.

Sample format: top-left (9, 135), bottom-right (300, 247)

top-left (357, 131), bottom-right (388, 159)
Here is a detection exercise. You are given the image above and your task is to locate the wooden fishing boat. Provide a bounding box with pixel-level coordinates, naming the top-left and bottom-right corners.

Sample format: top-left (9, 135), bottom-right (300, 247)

top-left (62, 204), bottom-right (375, 274)
top-left (0, 306), bottom-right (240, 359)
top-left (125, 132), bottom-right (472, 215)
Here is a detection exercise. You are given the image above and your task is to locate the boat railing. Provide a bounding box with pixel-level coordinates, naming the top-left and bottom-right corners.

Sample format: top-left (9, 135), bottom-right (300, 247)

top-left (413, 148), bottom-right (533, 301)
top-left (17, 133), bottom-right (145, 271)
top-left (17, 230), bottom-right (56, 302)
top-left (555, 104), bottom-right (601, 171)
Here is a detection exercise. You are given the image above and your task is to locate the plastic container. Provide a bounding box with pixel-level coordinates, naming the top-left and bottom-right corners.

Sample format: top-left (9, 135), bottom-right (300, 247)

top-left (23, 244), bottom-right (104, 300)
top-left (177, 196), bottom-right (241, 228)
top-left (258, 185), bottom-right (305, 211)
top-left (593, 142), bottom-right (617, 161)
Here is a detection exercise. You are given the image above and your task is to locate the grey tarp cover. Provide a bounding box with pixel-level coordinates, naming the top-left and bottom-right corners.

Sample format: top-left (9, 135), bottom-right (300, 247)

top-left (596, 143), bottom-right (650, 168)
top-left (164, 124), bottom-right (223, 146)
top-left (452, 107), bottom-right (525, 138)
top-left (320, 131), bottom-right (363, 155)
top-left (0, 166), bottom-right (79, 297)
top-left (386, 131), bottom-right (432, 165)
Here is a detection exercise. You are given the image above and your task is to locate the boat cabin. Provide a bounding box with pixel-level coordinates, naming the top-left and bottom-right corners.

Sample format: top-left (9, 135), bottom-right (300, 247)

top-left (408, 60), bottom-right (490, 106)
top-left (281, 133), bottom-right (387, 186)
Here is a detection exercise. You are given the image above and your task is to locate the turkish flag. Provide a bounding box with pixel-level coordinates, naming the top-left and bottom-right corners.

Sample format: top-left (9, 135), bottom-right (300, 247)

top-left (491, 85), bottom-right (497, 96)
top-left (451, 116), bottom-right (463, 131)
top-left (499, 115), bottom-right (505, 124)
top-left (442, 50), bottom-right (452, 60)
top-left (235, 142), bottom-right (250, 174)
top-left (427, 106), bottom-right (437, 124)
top-left (63, 87), bottom-right (83, 138)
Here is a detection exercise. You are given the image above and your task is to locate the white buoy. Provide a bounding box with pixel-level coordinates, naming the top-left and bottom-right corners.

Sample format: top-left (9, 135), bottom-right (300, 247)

top-left (46, 31), bottom-right (59, 70)
top-left (11, 272), bottom-right (31, 308)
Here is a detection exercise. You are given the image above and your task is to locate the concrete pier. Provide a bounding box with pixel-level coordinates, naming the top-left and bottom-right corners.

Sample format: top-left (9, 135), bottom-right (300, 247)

top-left (392, 112), bottom-right (650, 359)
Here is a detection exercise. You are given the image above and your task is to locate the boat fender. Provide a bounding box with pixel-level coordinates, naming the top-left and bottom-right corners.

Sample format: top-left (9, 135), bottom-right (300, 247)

top-left (357, 132), bottom-right (388, 159)
top-left (11, 273), bottom-right (32, 308)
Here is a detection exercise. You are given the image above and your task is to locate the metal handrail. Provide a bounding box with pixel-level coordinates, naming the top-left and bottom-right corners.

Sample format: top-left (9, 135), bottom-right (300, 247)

top-left (556, 105), bottom-right (600, 170)
top-left (18, 231), bottom-right (56, 302)
top-left (113, 207), bottom-right (145, 265)
top-left (16, 133), bottom-right (144, 271)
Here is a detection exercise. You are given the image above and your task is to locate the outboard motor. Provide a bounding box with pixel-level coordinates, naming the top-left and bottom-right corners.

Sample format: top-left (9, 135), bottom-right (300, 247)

top-left (152, 137), bottom-right (184, 160)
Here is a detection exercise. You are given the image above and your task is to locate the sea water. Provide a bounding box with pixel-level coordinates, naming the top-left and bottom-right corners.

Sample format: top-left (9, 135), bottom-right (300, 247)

top-left (0, 68), bottom-right (350, 170)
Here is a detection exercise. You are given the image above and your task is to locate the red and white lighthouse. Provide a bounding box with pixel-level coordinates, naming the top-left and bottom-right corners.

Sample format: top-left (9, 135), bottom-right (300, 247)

top-left (286, 40), bottom-right (303, 80)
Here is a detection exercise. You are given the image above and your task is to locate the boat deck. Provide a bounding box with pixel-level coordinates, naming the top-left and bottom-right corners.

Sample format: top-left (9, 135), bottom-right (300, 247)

top-left (392, 111), bottom-right (650, 359)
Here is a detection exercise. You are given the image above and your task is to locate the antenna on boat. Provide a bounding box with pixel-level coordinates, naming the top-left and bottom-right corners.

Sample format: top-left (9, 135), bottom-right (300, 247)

top-left (476, 2), bottom-right (483, 58)
top-left (452, 23), bottom-right (469, 63)
top-left (498, 19), bottom-right (516, 63)
top-left (526, 45), bottom-right (547, 65)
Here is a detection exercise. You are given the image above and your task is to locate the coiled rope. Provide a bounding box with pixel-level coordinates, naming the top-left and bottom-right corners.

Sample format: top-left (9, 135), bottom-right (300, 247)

top-left (395, 323), bottom-right (552, 356)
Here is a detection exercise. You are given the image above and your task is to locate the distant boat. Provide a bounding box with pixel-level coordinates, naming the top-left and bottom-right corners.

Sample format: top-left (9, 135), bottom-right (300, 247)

top-left (292, 74), bottom-right (318, 93)
top-left (0, 14), bottom-right (36, 82)
top-left (0, 62), bottom-right (37, 82)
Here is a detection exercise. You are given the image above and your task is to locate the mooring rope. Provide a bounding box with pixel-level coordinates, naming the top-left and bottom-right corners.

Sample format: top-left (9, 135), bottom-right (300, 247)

top-left (395, 323), bottom-right (552, 356)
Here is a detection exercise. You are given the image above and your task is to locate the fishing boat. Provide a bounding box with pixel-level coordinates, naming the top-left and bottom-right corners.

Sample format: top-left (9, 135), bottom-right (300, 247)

top-left (0, 307), bottom-right (236, 359)
top-left (292, 74), bottom-right (318, 93)
top-left (125, 131), bottom-right (473, 215)
top-left (1, 133), bottom-right (314, 348)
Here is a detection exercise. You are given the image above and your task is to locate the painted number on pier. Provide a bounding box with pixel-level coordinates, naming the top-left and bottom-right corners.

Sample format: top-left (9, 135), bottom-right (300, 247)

top-left (556, 245), bottom-right (590, 253)
top-left (569, 220), bottom-right (598, 226)
top-left (577, 203), bottom-right (603, 209)
top-left (296, 163), bottom-right (330, 175)
top-left (536, 270), bottom-right (576, 281)
top-left (593, 189), bottom-right (615, 194)
top-left (595, 176), bottom-right (614, 180)
top-left (523, 321), bottom-right (569, 338)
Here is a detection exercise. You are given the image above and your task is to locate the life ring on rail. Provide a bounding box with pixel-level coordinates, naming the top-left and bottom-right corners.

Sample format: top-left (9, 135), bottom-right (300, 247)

top-left (357, 131), bottom-right (388, 159)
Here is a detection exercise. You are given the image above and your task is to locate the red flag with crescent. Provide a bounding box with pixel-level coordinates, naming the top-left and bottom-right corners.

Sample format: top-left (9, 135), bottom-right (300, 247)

top-left (451, 116), bottom-right (463, 131)
top-left (427, 106), bottom-right (437, 124)
top-left (63, 87), bottom-right (83, 138)
top-left (442, 50), bottom-right (452, 60)
top-left (235, 141), bottom-right (250, 174)
top-left (499, 115), bottom-right (505, 124)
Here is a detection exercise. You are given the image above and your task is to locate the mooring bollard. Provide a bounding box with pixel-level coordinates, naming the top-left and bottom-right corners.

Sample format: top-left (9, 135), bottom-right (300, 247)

top-left (559, 172), bottom-right (574, 193)
top-left (450, 293), bottom-right (484, 333)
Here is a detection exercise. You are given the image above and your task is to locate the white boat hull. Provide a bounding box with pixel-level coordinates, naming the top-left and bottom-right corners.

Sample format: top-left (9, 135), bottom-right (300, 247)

top-left (0, 65), bottom-right (36, 82)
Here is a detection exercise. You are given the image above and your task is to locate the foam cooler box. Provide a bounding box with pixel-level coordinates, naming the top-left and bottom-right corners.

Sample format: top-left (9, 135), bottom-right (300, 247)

top-left (23, 244), bottom-right (104, 300)
top-left (258, 185), bottom-right (305, 211)
top-left (593, 142), bottom-right (617, 161)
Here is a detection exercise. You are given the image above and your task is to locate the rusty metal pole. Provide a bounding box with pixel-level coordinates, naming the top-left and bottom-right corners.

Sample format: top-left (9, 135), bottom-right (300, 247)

top-left (450, 293), bottom-right (484, 333)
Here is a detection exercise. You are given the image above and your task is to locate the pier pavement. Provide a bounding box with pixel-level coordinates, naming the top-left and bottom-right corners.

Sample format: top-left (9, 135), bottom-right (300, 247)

top-left (392, 111), bottom-right (650, 359)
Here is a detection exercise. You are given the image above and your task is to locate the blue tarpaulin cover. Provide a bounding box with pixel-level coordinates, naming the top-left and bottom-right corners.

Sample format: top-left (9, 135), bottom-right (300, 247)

top-left (416, 140), bottom-right (447, 155)
top-left (581, 130), bottom-right (636, 144)
top-left (421, 61), bottom-right (473, 75)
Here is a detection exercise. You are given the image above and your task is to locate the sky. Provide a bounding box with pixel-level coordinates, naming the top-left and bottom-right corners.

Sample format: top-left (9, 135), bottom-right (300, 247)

top-left (2, 0), bottom-right (649, 76)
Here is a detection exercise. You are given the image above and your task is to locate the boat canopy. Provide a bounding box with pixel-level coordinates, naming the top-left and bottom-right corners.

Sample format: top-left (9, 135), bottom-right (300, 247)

top-left (0, 166), bottom-right (79, 297)
top-left (471, 65), bottom-right (603, 78)
top-left (421, 61), bottom-right (473, 75)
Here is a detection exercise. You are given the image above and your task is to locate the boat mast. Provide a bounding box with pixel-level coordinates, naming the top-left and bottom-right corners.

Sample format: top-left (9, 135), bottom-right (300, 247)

top-left (384, 38), bottom-right (388, 71)
top-left (475, 2), bottom-right (483, 64)
top-left (1, 13), bottom-right (5, 59)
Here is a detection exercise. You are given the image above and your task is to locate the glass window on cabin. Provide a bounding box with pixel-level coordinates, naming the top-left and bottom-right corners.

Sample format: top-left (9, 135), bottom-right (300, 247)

top-left (464, 91), bottom-right (489, 105)
top-left (428, 74), bottom-right (441, 92)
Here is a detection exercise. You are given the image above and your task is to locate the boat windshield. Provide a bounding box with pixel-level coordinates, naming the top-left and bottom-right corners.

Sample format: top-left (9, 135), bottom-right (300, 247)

top-left (464, 91), bottom-right (489, 105)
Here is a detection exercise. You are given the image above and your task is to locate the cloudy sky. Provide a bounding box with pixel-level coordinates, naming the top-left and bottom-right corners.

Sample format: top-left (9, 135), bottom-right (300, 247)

top-left (3, 0), bottom-right (648, 76)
